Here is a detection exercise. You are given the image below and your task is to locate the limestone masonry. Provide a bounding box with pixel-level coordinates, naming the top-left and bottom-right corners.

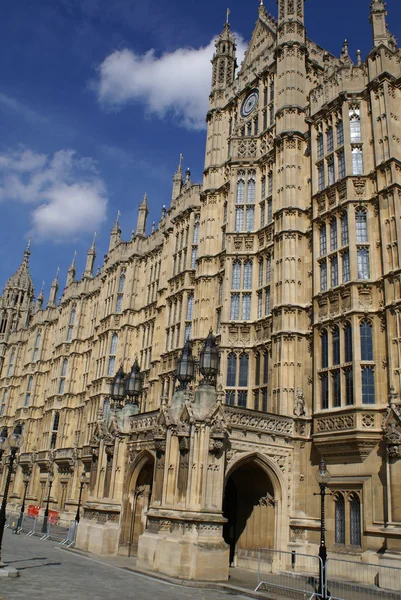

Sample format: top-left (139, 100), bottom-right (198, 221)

top-left (1, 0), bottom-right (401, 582)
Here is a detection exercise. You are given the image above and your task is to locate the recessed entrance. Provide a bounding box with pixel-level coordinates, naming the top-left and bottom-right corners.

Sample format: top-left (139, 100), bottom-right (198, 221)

top-left (223, 459), bottom-right (276, 570)
top-left (124, 455), bottom-right (154, 557)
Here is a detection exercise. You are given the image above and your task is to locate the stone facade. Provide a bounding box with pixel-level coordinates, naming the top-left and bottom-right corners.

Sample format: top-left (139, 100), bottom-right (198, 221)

top-left (1, 0), bottom-right (401, 581)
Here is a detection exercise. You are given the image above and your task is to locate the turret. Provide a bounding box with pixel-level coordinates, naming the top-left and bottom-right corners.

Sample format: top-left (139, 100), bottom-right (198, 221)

top-left (48, 267), bottom-right (59, 308)
top-left (66, 251), bottom-right (77, 288)
top-left (370, 0), bottom-right (390, 48)
top-left (172, 155), bottom-right (183, 203)
top-left (0, 240), bottom-right (34, 335)
top-left (210, 12), bottom-right (237, 94)
top-left (83, 234), bottom-right (96, 279)
top-left (109, 211), bottom-right (122, 252)
top-left (136, 194), bottom-right (149, 237)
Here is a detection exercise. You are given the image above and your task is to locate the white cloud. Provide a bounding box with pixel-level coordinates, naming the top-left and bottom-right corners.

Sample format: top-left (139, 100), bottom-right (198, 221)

top-left (95, 36), bottom-right (247, 131)
top-left (0, 147), bottom-right (107, 240)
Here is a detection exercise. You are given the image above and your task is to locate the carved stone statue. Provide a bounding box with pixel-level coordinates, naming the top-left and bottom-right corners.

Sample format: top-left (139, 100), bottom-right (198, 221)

top-left (294, 388), bottom-right (306, 417)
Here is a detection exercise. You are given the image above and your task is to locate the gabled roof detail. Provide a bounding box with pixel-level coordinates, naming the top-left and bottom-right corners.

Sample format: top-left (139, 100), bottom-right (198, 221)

top-left (238, 15), bottom-right (276, 75)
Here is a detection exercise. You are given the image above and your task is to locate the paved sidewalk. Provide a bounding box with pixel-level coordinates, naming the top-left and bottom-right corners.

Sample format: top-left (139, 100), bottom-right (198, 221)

top-left (0, 530), bottom-right (253, 600)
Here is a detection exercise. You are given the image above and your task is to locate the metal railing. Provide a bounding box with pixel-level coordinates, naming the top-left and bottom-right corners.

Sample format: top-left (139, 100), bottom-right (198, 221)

top-left (256, 549), bottom-right (323, 599)
top-left (4, 511), bottom-right (78, 547)
top-left (257, 550), bottom-right (401, 600)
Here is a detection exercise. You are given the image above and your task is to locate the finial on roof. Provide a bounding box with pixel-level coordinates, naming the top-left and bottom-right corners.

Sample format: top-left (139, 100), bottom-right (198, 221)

top-left (38, 281), bottom-right (45, 297)
top-left (91, 232), bottom-right (97, 250)
top-left (226, 8), bottom-right (230, 25)
top-left (356, 49), bottom-right (362, 66)
top-left (69, 250), bottom-right (77, 270)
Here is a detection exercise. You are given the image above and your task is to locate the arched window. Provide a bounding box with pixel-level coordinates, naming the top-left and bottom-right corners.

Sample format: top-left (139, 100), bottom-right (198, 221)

top-left (335, 493), bottom-right (345, 544)
top-left (236, 173), bottom-right (245, 204)
top-left (243, 261), bottom-right (253, 289)
top-left (349, 107), bottom-right (361, 143)
top-left (266, 255), bottom-right (272, 283)
top-left (360, 321), bottom-right (373, 361)
top-left (350, 494), bottom-right (361, 546)
top-left (352, 148), bottom-right (364, 175)
top-left (344, 323), bottom-right (353, 362)
top-left (321, 330), bottom-right (328, 369)
top-left (239, 354), bottom-right (249, 387)
top-left (356, 209), bottom-right (368, 243)
top-left (332, 326), bottom-right (340, 365)
top-left (330, 219), bottom-right (337, 252)
top-left (193, 221), bottom-right (200, 245)
top-left (108, 334), bottom-right (118, 376)
top-left (258, 260), bottom-right (264, 287)
top-left (226, 353), bottom-right (236, 387)
top-left (25, 375), bottom-right (33, 407)
top-left (67, 306), bottom-right (76, 341)
top-left (50, 411), bottom-right (60, 449)
top-left (232, 261), bottom-right (241, 290)
top-left (247, 173), bottom-right (256, 204)
top-left (0, 312), bottom-right (7, 334)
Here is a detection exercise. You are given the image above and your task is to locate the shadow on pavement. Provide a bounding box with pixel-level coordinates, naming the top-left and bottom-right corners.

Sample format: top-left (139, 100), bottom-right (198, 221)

top-left (17, 562), bottom-right (62, 571)
top-left (5, 557), bottom-right (48, 564)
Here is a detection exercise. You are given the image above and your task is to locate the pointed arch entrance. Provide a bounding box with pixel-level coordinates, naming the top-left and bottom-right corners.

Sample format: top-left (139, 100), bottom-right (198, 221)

top-left (120, 452), bottom-right (154, 557)
top-left (223, 455), bottom-right (278, 570)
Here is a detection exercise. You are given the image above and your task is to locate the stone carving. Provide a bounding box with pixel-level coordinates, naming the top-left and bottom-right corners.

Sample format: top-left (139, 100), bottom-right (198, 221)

top-left (226, 407), bottom-right (293, 435)
top-left (316, 415), bottom-right (355, 432)
top-left (361, 414), bottom-right (375, 428)
top-left (384, 423), bottom-right (401, 460)
top-left (293, 389), bottom-right (306, 417)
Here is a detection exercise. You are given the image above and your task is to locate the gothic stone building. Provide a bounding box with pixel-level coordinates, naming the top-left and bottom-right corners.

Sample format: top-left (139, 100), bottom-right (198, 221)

top-left (1, 0), bottom-right (401, 582)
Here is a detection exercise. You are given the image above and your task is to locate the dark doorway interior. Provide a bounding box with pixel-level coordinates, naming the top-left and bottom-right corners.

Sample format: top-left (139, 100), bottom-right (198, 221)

top-left (128, 458), bottom-right (154, 557)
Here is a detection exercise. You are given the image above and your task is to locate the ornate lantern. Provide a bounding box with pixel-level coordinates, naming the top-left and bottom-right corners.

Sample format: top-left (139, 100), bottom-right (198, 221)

top-left (199, 329), bottom-right (219, 386)
top-left (110, 366), bottom-right (126, 406)
top-left (125, 359), bottom-right (143, 403)
top-left (176, 339), bottom-right (195, 389)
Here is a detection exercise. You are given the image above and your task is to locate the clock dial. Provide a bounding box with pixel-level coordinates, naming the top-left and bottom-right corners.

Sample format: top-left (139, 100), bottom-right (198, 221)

top-left (241, 90), bottom-right (259, 118)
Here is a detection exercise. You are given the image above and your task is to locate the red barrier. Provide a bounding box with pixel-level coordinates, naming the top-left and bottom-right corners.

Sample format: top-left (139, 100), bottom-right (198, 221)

top-left (48, 510), bottom-right (59, 525)
top-left (27, 505), bottom-right (40, 517)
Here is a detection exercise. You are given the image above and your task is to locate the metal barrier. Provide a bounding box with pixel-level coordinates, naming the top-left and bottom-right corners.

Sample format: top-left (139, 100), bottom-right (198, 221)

top-left (256, 549), bottom-right (323, 599)
top-left (327, 557), bottom-right (401, 600)
top-left (19, 515), bottom-right (78, 547)
top-left (58, 521), bottom-right (78, 548)
top-left (5, 511), bottom-right (20, 531)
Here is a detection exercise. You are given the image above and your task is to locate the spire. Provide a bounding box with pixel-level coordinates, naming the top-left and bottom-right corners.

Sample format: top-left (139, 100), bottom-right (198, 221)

top-left (185, 168), bottom-right (191, 185)
top-left (340, 39), bottom-right (353, 64)
top-left (136, 194), bottom-right (149, 237)
top-left (370, 0), bottom-right (388, 48)
top-left (3, 240), bottom-right (34, 301)
top-left (48, 267), bottom-right (59, 308)
top-left (83, 233), bottom-right (96, 278)
top-left (36, 281), bottom-right (45, 312)
top-left (66, 251), bottom-right (77, 288)
top-left (210, 12), bottom-right (237, 93)
top-left (172, 154), bottom-right (184, 202)
top-left (109, 210), bottom-right (122, 252)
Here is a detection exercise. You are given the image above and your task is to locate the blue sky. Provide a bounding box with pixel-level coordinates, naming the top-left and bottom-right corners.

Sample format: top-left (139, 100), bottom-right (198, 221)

top-left (0, 0), bottom-right (400, 298)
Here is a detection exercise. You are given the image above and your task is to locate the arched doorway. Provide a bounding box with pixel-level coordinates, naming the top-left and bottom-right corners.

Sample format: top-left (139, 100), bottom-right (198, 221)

top-left (126, 455), bottom-right (154, 557)
top-left (223, 458), bottom-right (276, 570)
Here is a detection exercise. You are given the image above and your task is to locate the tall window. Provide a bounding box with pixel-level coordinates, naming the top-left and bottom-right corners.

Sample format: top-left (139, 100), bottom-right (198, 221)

top-left (331, 256), bottom-right (338, 287)
top-left (239, 354), bottom-right (249, 387)
top-left (59, 358), bottom-right (68, 394)
top-left (257, 293), bottom-right (263, 318)
top-left (344, 323), bottom-right (353, 362)
top-left (335, 494), bottom-right (346, 544)
top-left (226, 353), bottom-right (236, 406)
top-left (186, 295), bottom-right (194, 321)
top-left (332, 326), bottom-right (340, 365)
top-left (116, 273), bottom-right (125, 313)
top-left (321, 374), bottom-right (329, 409)
top-left (317, 133), bottom-right (324, 160)
top-left (50, 412), bottom-right (60, 449)
top-left (218, 280), bottom-right (223, 305)
top-left (232, 261), bottom-right (241, 290)
top-left (266, 255), bottom-right (272, 282)
top-left (357, 249), bottom-right (370, 280)
top-left (25, 375), bottom-right (33, 407)
top-left (318, 163), bottom-right (325, 191)
top-left (258, 260), bottom-right (264, 287)
top-left (355, 210), bottom-right (368, 242)
top-left (345, 369), bottom-right (354, 406)
top-left (341, 213), bottom-right (349, 246)
top-left (243, 261), bottom-right (253, 289)
top-left (333, 370), bottom-right (341, 407)
top-left (330, 219), bottom-right (338, 251)
top-left (328, 156), bottom-right (335, 186)
top-left (191, 247), bottom-right (198, 269)
top-left (67, 306), bottom-right (76, 341)
top-left (321, 330), bottom-right (328, 368)
top-left (342, 251), bottom-right (350, 282)
top-left (242, 294), bottom-right (251, 320)
top-left (360, 321), bottom-right (373, 361)
top-left (350, 494), bottom-right (361, 546)
top-left (236, 171), bottom-right (256, 232)
top-left (362, 367), bottom-right (375, 404)
top-left (327, 128), bottom-right (334, 153)
top-left (320, 261), bottom-right (327, 292)
top-left (107, 333), bottom-right (118, 376)
top-left (0, 390), bottom-right (8, 416)
top-left (265, 288), bottom-right (271, 315)
top-left (352, 147), bottom-right (364, 175)
top-left (350, 107), bottom-right (361, 142)
top-left (338, 150), bottom-right (346, 179)
top-left (193, 221), bottom-right (200, 245)
top-left (320, 225), bottom-right (327, 256)
top-left (337, 121), bottom-right (344, 146)
top-left (230, 294), bottom-right (240, 320)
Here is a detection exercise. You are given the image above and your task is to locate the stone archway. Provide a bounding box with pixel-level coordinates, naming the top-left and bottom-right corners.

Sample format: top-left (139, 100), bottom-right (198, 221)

top-left (120, 453), bottom-right (154, 557)
top-left (223, 457), bottom-right (277, 570)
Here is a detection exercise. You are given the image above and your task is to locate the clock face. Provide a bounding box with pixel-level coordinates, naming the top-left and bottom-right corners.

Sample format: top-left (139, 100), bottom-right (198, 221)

top-left (241, 90), bottom-right (259, 118)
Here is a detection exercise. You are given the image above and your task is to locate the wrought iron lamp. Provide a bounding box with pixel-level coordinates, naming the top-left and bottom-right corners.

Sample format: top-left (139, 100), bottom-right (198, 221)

top-left (199, 329), bottom-right (219, 386)
top-left (176, 339), bottom-right (195, 389)
top-left (75, 471), bottom-right (87, 523)
top-left (110, 359), bottom-right (144, 409)
top-left (315, 458), bottom-right (331, 600)
top-left (0, 424), bottom-right (24, 563)
top-left (15, 471), bottom-right (30, 533)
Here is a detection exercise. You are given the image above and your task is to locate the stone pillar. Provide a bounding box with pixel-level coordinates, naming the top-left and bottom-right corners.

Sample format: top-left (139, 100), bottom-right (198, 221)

top-left (137, 385), bottom-right (230, 581)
